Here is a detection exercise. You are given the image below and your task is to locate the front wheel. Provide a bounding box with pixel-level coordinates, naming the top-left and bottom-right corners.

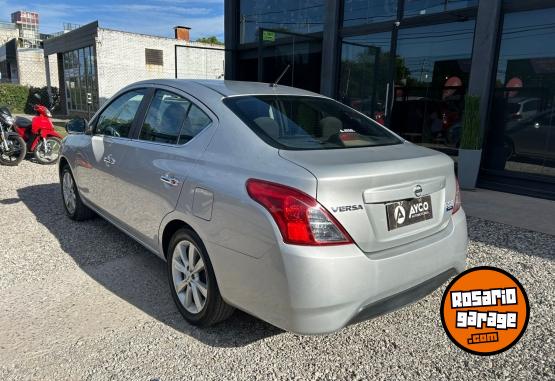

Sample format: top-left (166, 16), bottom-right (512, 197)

top-left (0, 134), bottom-right (26, 166)
top-left (34, 137), bottom-right (62, 165)
top-left (61, 165), bottom-right (95, 221)
top-left (168, 229), bottom-right (234, 327)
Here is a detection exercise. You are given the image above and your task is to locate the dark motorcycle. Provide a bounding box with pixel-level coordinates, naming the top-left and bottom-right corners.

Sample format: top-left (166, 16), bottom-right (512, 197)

top-left (0, 106), bottom-right (26, 166)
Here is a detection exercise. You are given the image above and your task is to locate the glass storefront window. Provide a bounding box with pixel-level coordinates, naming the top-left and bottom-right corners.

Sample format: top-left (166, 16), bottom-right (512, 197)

top-left (63, 46), bottom-right (98, 113)
top-left (391, 20), bottom-right (475, 154)
top-left (339, 32), bottom-right (392, 124)
top-left (239, 0), bottom-right (325, 44)
top-left (483, 8), bottom-right (555, 179)
top-left (404, 0), bottom-right (478, 18)
top-left (343, 0), bottom-right (397, 28)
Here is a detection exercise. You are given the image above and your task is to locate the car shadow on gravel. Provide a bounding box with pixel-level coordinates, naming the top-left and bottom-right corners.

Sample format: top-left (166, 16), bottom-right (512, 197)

top-left (18, 183), bottom-right (282, 348)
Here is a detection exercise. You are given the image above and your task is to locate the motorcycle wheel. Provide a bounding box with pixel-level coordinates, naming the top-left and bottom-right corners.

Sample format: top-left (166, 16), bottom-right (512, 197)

top-left (0, 135), bottom-right (26, 166)
top-left (34, 137), bottom-right (62, 165)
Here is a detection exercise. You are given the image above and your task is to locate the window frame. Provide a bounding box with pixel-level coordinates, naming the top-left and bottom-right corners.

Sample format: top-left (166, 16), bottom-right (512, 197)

top-left (131, 86), bottom-right (215, 147)
top-left (91, 88), bottom-right (150, 139)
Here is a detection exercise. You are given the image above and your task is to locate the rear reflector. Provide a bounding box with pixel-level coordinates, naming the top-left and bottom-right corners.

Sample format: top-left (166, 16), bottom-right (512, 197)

top-left (246, 179), bottom-right (353, 246)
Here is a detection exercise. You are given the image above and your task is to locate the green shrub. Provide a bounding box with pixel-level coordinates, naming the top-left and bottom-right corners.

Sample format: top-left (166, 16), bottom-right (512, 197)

top-left (0, 84), bottom-right (61, 114)
top-left (0, 84), bottom-right (29, 113)
top-left (460, 95), bottom-right (482, 150)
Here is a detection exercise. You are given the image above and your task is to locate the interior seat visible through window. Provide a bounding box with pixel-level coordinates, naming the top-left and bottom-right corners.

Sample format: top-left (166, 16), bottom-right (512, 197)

top-left (139, 90), bottom-right (212, 145)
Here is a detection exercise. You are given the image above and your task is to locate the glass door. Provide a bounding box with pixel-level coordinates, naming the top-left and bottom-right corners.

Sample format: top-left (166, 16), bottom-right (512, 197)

top-left (339, 32), bottom-right (393, 126)
top-left (391, 20), bottom-right (476, 157)
top-left (258, 28), bottom-right (322, 93)
top-left (483, 8), bottom-right (555, 179)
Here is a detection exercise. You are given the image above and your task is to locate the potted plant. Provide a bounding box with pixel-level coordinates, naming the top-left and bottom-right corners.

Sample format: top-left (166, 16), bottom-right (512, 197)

top-left (458, 95), bottom-right (482, 189)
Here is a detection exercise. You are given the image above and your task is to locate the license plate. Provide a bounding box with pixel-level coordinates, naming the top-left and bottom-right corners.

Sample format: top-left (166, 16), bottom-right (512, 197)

top-left (386, 196), bottom-right (433, 231)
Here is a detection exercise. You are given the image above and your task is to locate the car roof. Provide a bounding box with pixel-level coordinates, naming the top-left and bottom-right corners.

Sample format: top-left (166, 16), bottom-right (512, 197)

top-left (130, 79), bottom-right (324, 98)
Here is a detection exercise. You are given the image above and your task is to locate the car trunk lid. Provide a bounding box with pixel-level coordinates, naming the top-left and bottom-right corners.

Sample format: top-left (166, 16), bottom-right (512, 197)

top-left (279, 143), bottom-right (457, 253)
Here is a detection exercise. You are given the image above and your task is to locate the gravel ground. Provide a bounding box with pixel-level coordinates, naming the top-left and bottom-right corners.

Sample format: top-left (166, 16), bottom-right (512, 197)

top-left (0, 161), bottom-right (554, 380)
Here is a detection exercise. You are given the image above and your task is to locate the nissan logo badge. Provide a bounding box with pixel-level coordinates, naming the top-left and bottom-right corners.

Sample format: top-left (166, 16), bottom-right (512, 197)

top-left (414, 184), bottom-right (423, 198)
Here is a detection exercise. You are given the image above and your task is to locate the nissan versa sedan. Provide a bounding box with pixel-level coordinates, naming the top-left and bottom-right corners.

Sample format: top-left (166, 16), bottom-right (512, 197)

top-left (59, 80), bottom-right (468, 334)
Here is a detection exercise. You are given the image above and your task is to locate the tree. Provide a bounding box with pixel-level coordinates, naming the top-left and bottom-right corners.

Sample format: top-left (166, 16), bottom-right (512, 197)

top-left (196, 36), bottom-right (223, 45)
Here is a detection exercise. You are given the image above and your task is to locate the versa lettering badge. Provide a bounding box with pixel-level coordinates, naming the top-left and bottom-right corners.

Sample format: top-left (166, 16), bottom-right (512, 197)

top-left (441, 267), bottom-right (529, 355)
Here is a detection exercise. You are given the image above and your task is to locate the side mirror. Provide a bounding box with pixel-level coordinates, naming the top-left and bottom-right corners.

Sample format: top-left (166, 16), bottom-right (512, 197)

top-left (65, 118), bottom-right (88, 134)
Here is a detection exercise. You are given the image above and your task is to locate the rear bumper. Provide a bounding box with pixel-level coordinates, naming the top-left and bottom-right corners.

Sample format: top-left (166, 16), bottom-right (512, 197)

top-left (208, 209), bottom-right (468, 334)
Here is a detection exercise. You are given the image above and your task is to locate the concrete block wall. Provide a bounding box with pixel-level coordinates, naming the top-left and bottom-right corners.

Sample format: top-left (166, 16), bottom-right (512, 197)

top-left (16, 48), bottom-right (59, 88)
top-left (95, 28), bottom-right (224, 105)
top-left (0, 27), bottom-right (18, 45)
top-left (176, 46), bottom-right (224, 80)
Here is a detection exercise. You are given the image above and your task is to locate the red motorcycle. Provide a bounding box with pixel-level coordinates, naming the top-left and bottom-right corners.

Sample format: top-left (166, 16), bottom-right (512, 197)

top-left (15, 94), bottom-right (63, 164)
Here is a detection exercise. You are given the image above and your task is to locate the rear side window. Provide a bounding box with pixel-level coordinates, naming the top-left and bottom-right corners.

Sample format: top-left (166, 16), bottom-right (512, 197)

top-left (140, 90), bottom-right (191, 144)
top-left (96, 89), bottom-right (146, 137)
top-left (224, 95), bottom-right (401, 150)
top-left (180, 104), bottom-right (212, 144)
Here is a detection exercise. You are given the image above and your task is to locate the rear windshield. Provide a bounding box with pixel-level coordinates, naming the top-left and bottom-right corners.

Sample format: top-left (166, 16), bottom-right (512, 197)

top-left (223, 95), bottom-right (402, 150)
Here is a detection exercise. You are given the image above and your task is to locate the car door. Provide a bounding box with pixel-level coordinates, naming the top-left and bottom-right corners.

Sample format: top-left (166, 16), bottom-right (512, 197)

top-left (114, 87), bottom-right (216, 250)
top-left (76, 88), bottom-right (149, 221)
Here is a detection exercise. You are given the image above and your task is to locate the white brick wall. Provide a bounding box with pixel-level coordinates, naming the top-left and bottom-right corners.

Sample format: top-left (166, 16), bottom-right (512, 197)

top-left (95, 28), bottom-right (224, 105)
top-left (0, 27), bottom-right (18, 45)
top-left (16, 48), bottom-right (59, 88)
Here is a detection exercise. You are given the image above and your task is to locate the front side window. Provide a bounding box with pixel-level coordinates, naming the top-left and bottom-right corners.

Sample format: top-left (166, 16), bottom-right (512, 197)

top-left (95, 89), bottom-right (146, 137)
top-left (224, 95), bottom-right (401, 150)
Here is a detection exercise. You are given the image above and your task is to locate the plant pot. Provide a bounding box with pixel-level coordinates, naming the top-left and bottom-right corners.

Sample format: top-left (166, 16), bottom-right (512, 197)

top-left (458, 149), bottom-right (482, 190)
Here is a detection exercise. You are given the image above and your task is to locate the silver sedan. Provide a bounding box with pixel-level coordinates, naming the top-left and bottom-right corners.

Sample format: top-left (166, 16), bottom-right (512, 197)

top-left (60, 80), bottom-right (467, 334)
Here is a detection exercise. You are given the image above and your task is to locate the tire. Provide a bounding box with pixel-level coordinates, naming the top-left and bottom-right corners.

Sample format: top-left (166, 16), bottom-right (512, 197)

top-left (167, 228), bottom-right (234, 326)
top-left (34, 137), bottom-right (62, 165)
top-left (60, 165), bottom-right (95, 221)
top-left (0, 134), bottom-right (26, 166)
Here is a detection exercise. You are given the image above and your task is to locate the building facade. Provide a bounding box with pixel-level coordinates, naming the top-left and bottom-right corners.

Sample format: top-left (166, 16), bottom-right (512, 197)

top-left (43, 21), bottom-right (225, 115)
top-left (225, 0), bottom-right (555, 199)
top-left (0, 11), bottom-right (58, 86)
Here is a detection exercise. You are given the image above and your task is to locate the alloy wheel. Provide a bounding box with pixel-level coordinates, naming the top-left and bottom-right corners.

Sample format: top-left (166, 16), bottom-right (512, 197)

top-left (171, 240), bottom-right (208, 314)
top-left (62, 171), bottom-right (77, 214)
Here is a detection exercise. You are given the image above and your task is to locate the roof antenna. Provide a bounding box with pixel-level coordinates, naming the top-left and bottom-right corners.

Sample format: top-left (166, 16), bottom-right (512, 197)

top-left (270, 64), bottom-right (291, 87)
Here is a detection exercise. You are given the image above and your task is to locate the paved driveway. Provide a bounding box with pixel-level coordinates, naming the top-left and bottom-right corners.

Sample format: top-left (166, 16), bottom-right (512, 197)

top-left (0, 161), bottom-right (553, 380)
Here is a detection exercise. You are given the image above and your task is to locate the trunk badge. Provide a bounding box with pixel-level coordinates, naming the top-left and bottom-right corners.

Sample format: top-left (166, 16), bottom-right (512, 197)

top-left (414, 184), bottom-right (423, 197)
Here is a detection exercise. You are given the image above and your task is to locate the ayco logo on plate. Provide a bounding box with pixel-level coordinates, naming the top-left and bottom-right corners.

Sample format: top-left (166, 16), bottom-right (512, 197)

top-left (408, 200), bottom-right (430, 219)
top-left (441, 266), bottom-right (530, 356)
top-left (394, 205), bottom-right (406, 224)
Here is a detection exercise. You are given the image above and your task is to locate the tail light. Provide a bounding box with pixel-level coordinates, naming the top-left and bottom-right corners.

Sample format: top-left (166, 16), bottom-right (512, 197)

top-left (246, 179), bottom-right (353, 246)
top-left (452, 178), bottom-right (461, 214)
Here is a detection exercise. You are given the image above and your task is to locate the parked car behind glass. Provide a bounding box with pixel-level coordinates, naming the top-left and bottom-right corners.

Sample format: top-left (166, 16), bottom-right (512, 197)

top-left (60, 80), bottom-right (467, 334)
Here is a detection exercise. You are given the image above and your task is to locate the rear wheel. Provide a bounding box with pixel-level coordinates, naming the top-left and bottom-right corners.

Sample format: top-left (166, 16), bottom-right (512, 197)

top-left (0, 134), bottom-right (26, 166)
top-left (168, 229), bottom-right (234, 326)
top-left (61, 165), bottom-right (95, 221)
top-left (34, 137), bottom-right (62, 164)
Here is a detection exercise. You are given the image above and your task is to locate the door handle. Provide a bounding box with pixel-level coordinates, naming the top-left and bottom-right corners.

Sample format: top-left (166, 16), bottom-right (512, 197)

top-left (103, 155), bottom-right (116, 165)
top-left (160, 174), bottom-right (180, 187)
